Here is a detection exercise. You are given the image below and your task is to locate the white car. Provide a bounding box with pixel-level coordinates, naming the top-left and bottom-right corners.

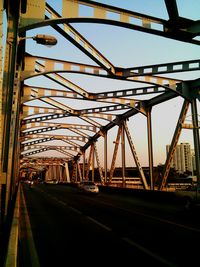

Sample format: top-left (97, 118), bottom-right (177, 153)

top-left (78, 181), bottom-right (99, 194)
top-left (45, 179), bottom-right (59, 184)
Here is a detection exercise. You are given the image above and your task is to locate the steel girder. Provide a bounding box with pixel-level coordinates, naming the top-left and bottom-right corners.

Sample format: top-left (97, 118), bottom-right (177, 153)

top-left (1, 0), bottom-right (199, 195)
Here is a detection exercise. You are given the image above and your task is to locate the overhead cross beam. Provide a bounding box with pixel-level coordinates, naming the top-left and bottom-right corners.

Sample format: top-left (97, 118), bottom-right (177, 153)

top-left (19, 0), bottom-right (200, 45)
top-left (3, 0), bottom-right (197, 191)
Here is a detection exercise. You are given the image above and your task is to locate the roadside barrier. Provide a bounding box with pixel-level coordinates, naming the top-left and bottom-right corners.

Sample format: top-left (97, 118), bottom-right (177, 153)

top-left (4, 185), bottom-right (20, 267)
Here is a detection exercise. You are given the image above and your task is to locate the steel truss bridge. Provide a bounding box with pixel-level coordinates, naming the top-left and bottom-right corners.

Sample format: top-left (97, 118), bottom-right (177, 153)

top-left (0, 0), bottom-right (200, 222)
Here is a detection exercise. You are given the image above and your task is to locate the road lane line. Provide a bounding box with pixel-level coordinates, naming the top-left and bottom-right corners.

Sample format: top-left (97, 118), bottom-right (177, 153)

top-left (38, 186), bottom-right (200, 233)
top-left (86, 216), bottom-right (112, 231)
top-left (68, 206), bottom-right (83, 215)
top-left (57, 200), bottom-right (67, 206)
top-left (122, 237), bottom-right (177, 267)
top-left (87, 197), bottom-right (200, 233)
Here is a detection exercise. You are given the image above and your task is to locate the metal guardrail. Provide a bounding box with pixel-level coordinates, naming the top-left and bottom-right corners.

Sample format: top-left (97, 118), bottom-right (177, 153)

top-left (3, 183), bottom-right (40, 267)
top-left (4, 185), bottom-right (20, 267)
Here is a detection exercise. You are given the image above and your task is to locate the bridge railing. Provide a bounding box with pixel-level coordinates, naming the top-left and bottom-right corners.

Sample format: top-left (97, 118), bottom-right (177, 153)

top-left (3, 183), bottom-right (40, 267)
top-left (4, 185), bottom-right (20, 267)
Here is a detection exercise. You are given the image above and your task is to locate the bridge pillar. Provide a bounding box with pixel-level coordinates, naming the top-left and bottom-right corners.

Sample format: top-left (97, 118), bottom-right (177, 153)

top-left (92, 143), bottom-right (95, 182)
top-left (104, 132), bottom-right (108, 183)
top-left (121, 123), bottom-right (126, 187)
top-left (0, 0), bottom-right (21, 225)
top-left (191, 98), bottom-right (200, 183)
top-left (65, 162), bottom-right (70, 182)
top-left (82, 152), bottom-right (85, 180)
top-left (147, 107), bottom-right (154, 190)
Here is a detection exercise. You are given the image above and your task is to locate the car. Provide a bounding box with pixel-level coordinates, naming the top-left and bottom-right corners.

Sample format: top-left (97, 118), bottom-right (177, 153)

top-left (175, 183), bottom-right (200, 210)
top-left (27, 180), bottom-right (34, 190)
top-left (77, 181), bottom-right (99, 194)
top-left (45, 179), bottom-right (59, 184)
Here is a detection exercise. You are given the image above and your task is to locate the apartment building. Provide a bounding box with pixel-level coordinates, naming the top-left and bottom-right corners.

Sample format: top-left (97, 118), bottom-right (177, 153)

top-left (166, 143), bottom-right (193, 174)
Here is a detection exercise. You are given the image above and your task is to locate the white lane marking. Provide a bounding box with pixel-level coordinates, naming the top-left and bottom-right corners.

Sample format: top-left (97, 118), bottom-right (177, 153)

top-left (57, 200), bottom-right (66, 206)
top-left (68, 206), bottom-right (82, 215)
top-left (37, 189), bottom-right (82, 215)
top-left (50, 196), bottom-right (57, 201)
top-left (86, 216), bottom-right (112, 231)
top-left (38, 186), bottom-right (200, 233)
top-left (122, 237), bottom-right (177, 267)
top-left (87, 197), bottom-right (200, 233)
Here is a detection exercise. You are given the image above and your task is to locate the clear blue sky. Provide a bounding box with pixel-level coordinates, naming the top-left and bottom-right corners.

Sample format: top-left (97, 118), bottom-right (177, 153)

top-left (23, 0), bottom-right (199, 167)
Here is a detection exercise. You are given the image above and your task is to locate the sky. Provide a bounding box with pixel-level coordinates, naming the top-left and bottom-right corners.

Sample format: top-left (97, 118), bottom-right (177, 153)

top-left (19, 0), bottom-right (200, 168)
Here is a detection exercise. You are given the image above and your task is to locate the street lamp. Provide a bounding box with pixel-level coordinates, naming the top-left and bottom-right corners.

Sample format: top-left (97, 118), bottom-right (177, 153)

top-left (19, 34), bottom-right (58, 46)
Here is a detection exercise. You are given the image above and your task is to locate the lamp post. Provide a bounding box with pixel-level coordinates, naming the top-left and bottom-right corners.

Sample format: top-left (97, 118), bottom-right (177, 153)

top-left (19, 34), bottom-right (58, 46)
top-left (1, 29), bottom-right (57, 226)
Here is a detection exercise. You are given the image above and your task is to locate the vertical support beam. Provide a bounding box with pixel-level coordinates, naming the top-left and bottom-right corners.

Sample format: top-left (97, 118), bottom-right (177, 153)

top-left (65, 162), bottom-right (70, 183)
top-left (71, 161), bottom-right (77, 181)
top-left (104, 132), bottom-right (108, 183)
top-left (124, 121), bottom-right (149, 190)
top-left (191, 98), bottom-right (200, 183)
top-left (1, 0), bottom-right (20, 223)
top-left (82, 151), bottom-right (85, 180)
top-left (0, 0), bottom-right (5, 226)
top-left (121, 123), bottom-right (126, 187)
top-left (47, 167), bottom-right (50, 181)
top-left (164, 0), bottom-right (179, 22)
top-left (53, 165), bottom-right (56, 180)
top-left (45, 167), bottom-right (48, 181)
top-left (109, 126), bottom-right (122, 181)
top-left (0, 0), bottom-right (3, 183)
top-left (6, 71), bottom-right (21, 200)
top-left (147, 107), bottom-right (154, 190)
top-left (48, 167), bottom-right (51, 180)
top-left (92, 143), bottom-right (95, 182)
top-left (56, 165), bottom-right (59, 180)
top-left (12, 107), bottom-right (21, 187)
top-left (59, 165), bottom-right (62, 182)
top-left (75, 161), bottom-right (78, 182)
top-left (77, 161), bottom-right (82, 182)
top-left (51, 166), bottom-right (53, 180)
top-left (94, 143), bottom-right (104, 184)
top-left (50, 166), bottom-right (53, 180)
top-left (56, 166), bottom-right (59, 181)
top-left (85, 146), bottom-right (93, 180)
top-left (159, 100), bottom-right (190, 190)
top-left (50, 166), bottom-right (53, 181)
top-left (48, 166), bottom-right (51, 180)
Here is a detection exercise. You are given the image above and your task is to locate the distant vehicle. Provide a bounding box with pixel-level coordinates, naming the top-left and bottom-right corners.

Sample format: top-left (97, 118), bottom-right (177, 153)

top-left (175, 183), bottom-right (200, 210)
top-left (77, 181), bottom-right (99, 194)
top-left (27, 180), bottom-right (34, 190)
top-left (45, 179), bottom-right (59, 185)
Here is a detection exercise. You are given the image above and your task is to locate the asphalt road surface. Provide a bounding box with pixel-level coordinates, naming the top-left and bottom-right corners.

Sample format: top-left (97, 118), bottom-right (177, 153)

top-left (20, 183), bottom-right (200, 267)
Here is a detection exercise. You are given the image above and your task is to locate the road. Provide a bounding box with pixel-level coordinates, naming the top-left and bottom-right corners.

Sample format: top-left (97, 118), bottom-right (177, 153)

top-left (20, 183), bottom-right (200, 267)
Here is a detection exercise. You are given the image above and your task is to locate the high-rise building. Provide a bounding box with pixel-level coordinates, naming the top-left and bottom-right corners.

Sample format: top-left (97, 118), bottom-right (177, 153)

top-left (166, 143), bottom-right (193, 174)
